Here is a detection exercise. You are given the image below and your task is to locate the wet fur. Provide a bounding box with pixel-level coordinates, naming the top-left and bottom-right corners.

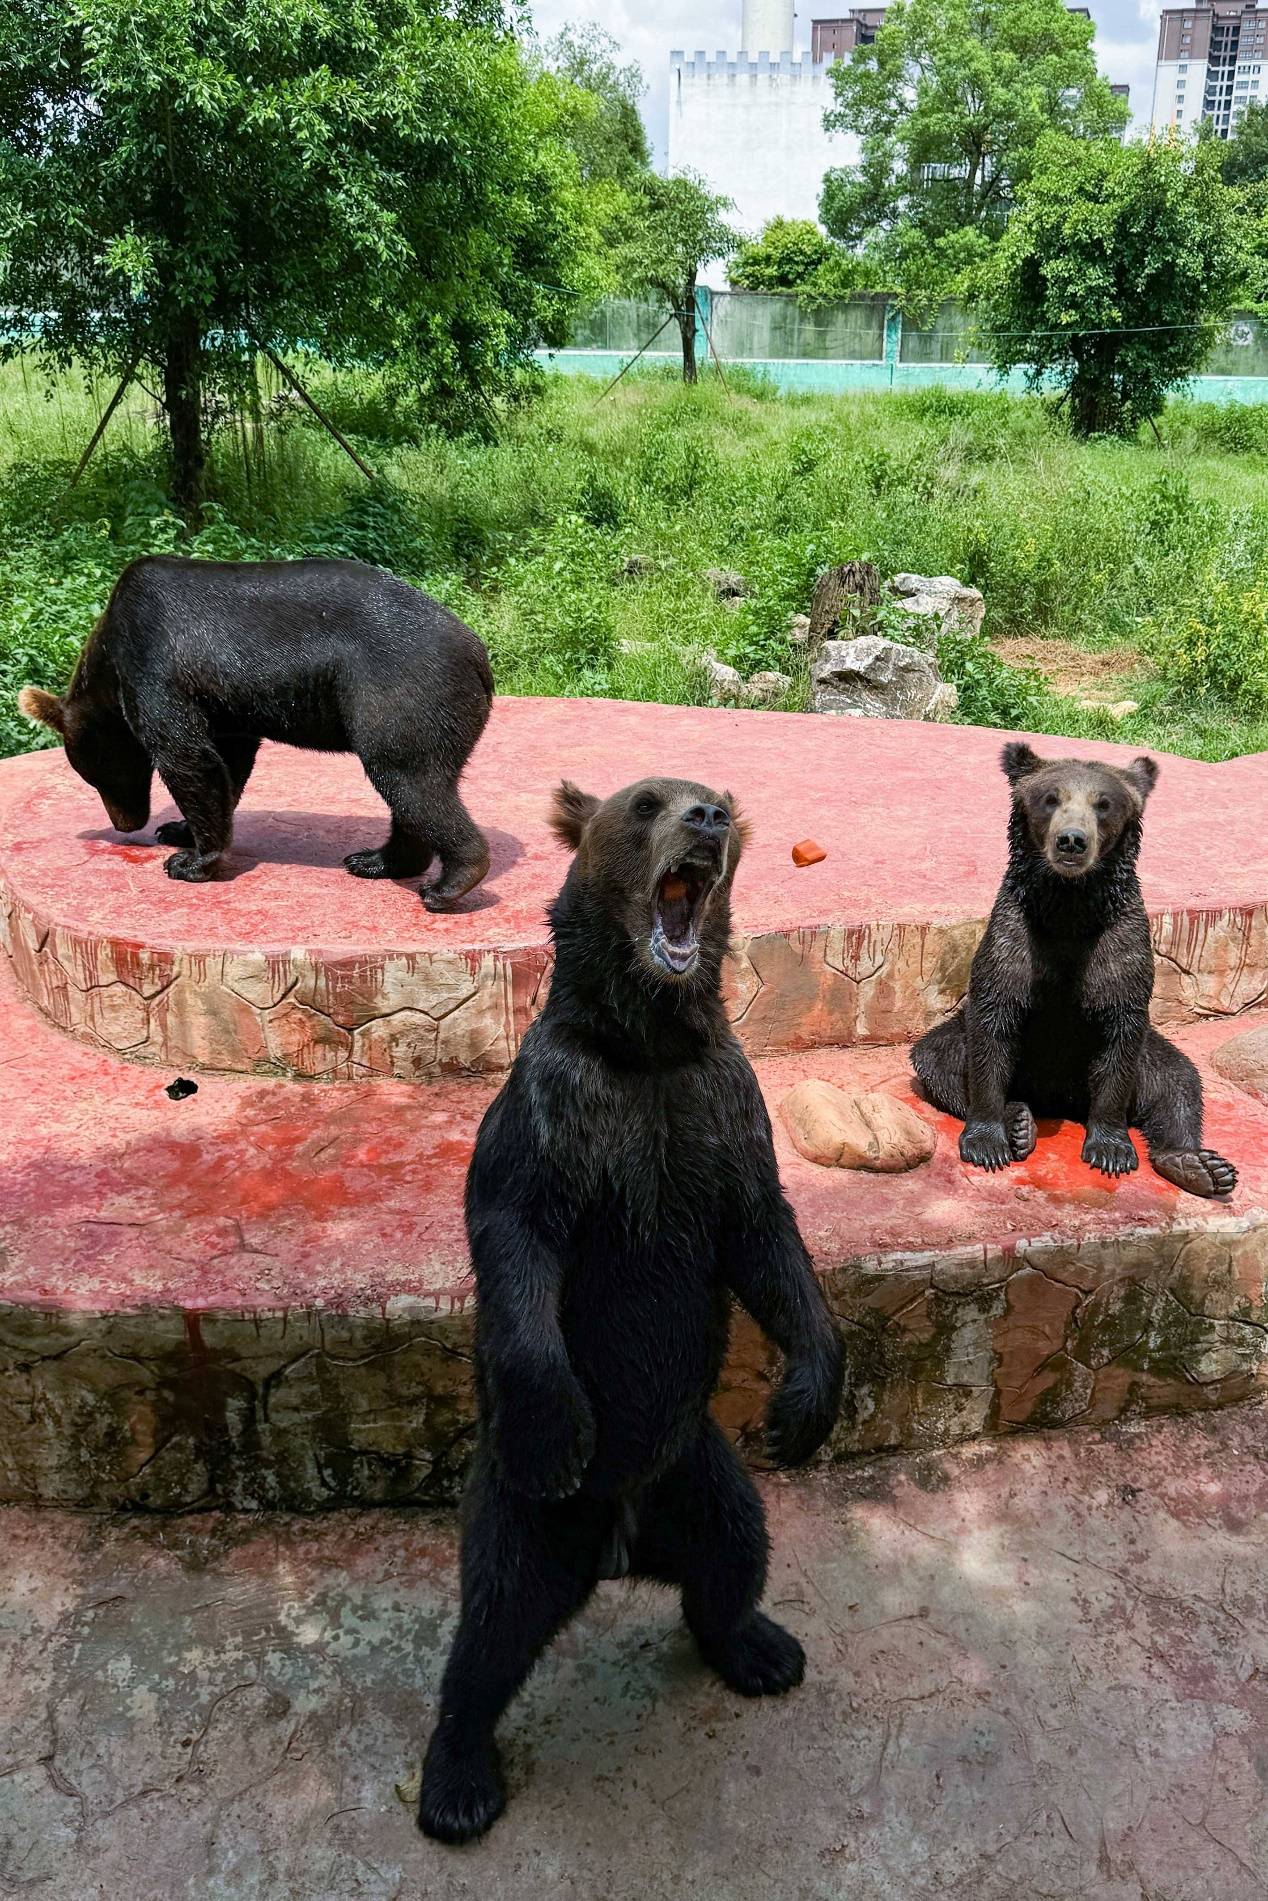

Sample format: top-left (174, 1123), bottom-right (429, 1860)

top-left (18, 556), bottom-right (492, 907)
top-left (912, 743), bottom-right (1237, 1199)
top-left (418, 778), bottom-right (844, 1845)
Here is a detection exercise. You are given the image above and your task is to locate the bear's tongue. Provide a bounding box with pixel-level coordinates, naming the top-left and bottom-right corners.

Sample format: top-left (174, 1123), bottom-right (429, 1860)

top-left (657, 871), bottom-right (696, 946)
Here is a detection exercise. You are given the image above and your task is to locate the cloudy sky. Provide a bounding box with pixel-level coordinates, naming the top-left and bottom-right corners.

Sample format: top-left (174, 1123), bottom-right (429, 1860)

top-left (525, 0), bottom-right (1162, 159)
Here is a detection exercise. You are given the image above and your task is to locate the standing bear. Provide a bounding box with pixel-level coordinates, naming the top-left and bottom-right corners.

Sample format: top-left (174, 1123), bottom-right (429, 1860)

top-left (18, 556), bottom-right (492, 908)
top-left (913, 741), bottom-right (1237, 1199)
top-left (418, 776), bottom-right (845, 1845)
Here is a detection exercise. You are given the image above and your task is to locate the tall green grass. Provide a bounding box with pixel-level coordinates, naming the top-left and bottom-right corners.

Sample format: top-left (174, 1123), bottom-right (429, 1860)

top-left (3, 358), bottom-right (1268, 761)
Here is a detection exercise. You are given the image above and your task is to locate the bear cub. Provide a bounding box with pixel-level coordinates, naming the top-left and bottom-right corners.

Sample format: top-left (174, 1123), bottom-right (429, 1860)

top-left (913, 742), bottom-right (1236, 1200)
top-left (418, 776), bottom-right (845, 1845)
top-left (18, 556), bottom-right (492, 909)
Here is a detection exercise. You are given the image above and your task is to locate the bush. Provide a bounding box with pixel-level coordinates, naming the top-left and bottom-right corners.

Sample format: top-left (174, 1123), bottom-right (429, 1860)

top-left (1147, 581), bottom-right (1268, 711)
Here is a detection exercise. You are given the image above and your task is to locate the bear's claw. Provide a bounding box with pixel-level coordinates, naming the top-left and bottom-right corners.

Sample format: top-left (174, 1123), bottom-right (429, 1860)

top-left (343, 847), bottom-right (394, 879)
top-left (959, 1118), bottom-right (1015, 1171)
top-left (163, 848), bottom-right (217, 882)
top-left (1082, 1125), bottom-right (1138, 1178)
top-left (1151, 1148), bottom-right (1238, 1200)
top-left (418, 1736), bottom-right (505, 1845)
top-left (698, 1612), bottom-right (806, 1698)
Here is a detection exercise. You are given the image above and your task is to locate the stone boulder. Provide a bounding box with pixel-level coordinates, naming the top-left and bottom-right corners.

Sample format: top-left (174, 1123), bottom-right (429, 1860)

top-left (889, 573), bottom-right (985, 650)
top-left (811, 635), bottom-right (957, 722)
top-left (701, 653), bottom-right (744, 706)
top-left (705, 567), bottom-right (747, 601)
top-left (781, 1081), bottom-right (936, 1172)
top-left (740, 669), bottom-right (792, 708)
top-left (1212, 1025), bottom-right (1268, 1104)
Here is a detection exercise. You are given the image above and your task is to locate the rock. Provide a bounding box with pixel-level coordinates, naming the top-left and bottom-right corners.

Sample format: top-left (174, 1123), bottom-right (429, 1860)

top-left (781, 1081), bottom-right (936, 1172)
top-left (1077, 697), bottom-right (1140, 722)
top-left (1212, 1025), bottom-right (1268, 1103)
top-left (701, 652), bottom-right (744, 707)
top-left (788, 613), bottom-right (811, 647)
top-left (811, 635), bottom-right (954, 722)
top-left (740, 669), bottom-right (792, 708)
top-left (888, 573), bottom-right (985, 648)
top-left (705, 567), bottom-right (747, 601)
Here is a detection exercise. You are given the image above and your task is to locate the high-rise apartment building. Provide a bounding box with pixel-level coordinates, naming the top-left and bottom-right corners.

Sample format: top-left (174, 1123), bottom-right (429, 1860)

top-left (1151, 0), bottom-right (1268, 136)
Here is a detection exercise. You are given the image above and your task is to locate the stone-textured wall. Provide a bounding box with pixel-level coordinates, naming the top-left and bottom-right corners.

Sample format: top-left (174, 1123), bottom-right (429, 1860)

top-left (3, 1217), bottom-right (1263, 1511)
top-left (6, 880), bottom-right (1267, 1081)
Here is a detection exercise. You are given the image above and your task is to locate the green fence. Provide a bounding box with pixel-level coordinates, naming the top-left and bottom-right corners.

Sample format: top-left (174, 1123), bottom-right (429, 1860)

top-left (542, 292), bottom-right (1268, 403)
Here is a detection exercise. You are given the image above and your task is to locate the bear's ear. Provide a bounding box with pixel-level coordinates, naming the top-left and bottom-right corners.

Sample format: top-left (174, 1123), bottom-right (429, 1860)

top-left (723, 791), bottom-right (752, 849)
top-left (1120, 755), bottom-right (1159, 805)
top-left (1000, 741), bottom-right (1042, 785)
top-left (17, 686), bottom-right (65, 734)
top-left (549, 781), bottom-right (601, 851)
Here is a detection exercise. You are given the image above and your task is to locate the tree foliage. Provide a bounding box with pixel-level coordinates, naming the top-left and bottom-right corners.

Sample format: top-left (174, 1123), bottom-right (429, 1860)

top-left (820, 0), bottom-right (1128, 309)
top-left (540, 22), bottom-right (650, 191)
top-left (983, 135), bottom-right (1242, 435)
top-left (1218, 102), bottom-right (1268, 187)
top-left (617, 172), bottom-right (740, 383)
top-left (729, 218), bottom-right (836, 291)
top-left (0, 0), bottom-right (598, 513)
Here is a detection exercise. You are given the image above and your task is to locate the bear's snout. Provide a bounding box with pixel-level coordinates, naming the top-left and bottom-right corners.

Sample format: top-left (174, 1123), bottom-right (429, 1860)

top-left (682, 802), bottom-right (731, 838)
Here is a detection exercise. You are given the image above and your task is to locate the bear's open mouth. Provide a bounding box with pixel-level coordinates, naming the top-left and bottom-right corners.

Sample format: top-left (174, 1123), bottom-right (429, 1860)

top-left (650, 862), bottom-right (713, 975)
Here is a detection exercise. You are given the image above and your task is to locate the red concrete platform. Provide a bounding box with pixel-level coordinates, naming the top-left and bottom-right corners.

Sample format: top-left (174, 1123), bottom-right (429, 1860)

top-left (4, 703), bottom-right (1267, 1080)
top-left (3, 944), bottom-right (1266, 1511)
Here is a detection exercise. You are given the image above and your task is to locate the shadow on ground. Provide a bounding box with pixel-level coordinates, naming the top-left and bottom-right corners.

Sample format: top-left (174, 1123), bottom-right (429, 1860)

top-left (2, 1403), bottom-right (1266, 1900)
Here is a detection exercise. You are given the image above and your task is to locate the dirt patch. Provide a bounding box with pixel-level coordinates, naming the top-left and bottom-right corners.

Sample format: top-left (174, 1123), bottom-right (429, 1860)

top-left (992, 636), bottom-right (1151, 702)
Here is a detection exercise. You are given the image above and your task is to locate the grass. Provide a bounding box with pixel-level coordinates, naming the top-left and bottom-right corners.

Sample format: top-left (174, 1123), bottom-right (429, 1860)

top-left (3, 356), bottom-right (1268, 762)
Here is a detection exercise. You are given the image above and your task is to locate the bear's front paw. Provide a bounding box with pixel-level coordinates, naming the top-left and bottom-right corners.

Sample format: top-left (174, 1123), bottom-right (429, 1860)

top-left (1082, 1125), bottom-right (1138, 1178)
top-left (697, 1612), bottom-right (806, 1698)
top-left (959, 1119), bottom-right (1015, 1171)
top-left (154, 820), bottom-right (194, 848)
top-left (494, 1375), bottom-right (595, 1500)
top-left (418, 1731), bottom-right (505, 1845)
top-left (765, 1337), bottom-right (844, 1468)
top-left (163, 848), bottom-right (218, 883)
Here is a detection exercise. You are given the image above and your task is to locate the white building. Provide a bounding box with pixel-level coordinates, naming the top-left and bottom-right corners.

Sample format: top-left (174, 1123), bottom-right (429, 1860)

top-left (668, 1), bottom-right (861, 282)
top-left (1150, 0), bottom-right (1268, 136)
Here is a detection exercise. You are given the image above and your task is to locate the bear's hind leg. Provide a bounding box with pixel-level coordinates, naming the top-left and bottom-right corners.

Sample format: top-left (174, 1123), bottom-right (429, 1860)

top-left (1134, 1028), bottom-right (1237, 1200)
top-left (419, 1475), bottom-right (599, 1845)
top-left (631, 1420), bottom-right (804, 1698)
top-left (346, 763), bottom-right (436, 881)
top-left (416, 776), bottom-right (490, 913)
top-left (911, 1015), bottom-right (1035, 1161)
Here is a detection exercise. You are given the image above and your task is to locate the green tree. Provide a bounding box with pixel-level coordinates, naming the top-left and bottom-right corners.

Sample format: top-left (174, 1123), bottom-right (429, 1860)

top-left (729, 218), bottom-right (835, 291)
top-left (617, 172), bottom-right (740, 383)
top-left (1220, 101), bottom-right (1268, 186)
top-left (0, 0), bottom-right (595, 516)
top-left (983, 135), bottom-right (1242, 435)
top-left (541, 23), bottom-right (650, 190)
top-left (820, 0), bottom-right (1129, 304)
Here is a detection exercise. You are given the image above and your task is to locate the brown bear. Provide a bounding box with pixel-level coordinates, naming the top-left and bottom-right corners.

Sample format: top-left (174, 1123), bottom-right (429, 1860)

top-left (18, 555), bottom-right (492, 908)
top-left (417, 776), bottom-right (845, 1845)
top-left (912, 742), bottom-right (1237, 1200)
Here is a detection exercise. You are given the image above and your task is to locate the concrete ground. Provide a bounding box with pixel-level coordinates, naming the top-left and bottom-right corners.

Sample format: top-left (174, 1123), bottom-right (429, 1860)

top-left (2, 1407), bottom-right (1266, 1901)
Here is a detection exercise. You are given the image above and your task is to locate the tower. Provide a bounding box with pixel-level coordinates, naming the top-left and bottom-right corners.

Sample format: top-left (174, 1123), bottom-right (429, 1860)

top-left (741, 0), bottom-right (797, 53)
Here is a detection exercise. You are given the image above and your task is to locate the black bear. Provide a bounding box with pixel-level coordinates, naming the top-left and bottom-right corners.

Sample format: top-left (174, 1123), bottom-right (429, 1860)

top-left (418, 776), bottom-right (845, 1844)
top-left (913, 742), bottom-right (1237, 1200)
top-left (18, 556), bottom-right (492, 909)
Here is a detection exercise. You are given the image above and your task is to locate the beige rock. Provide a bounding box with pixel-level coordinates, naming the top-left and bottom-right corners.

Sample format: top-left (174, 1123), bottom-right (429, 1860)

top-left (1213, 1024), bottom-right (1268, 1103)
top-left (701, 652), bottom-right (744, 706)
top-left (780, 1080), bottom-right (936, 1172)
top-left (788, 613), bottom-right (812, 646)
top-left (740, 669), bottom-right (792, 708)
